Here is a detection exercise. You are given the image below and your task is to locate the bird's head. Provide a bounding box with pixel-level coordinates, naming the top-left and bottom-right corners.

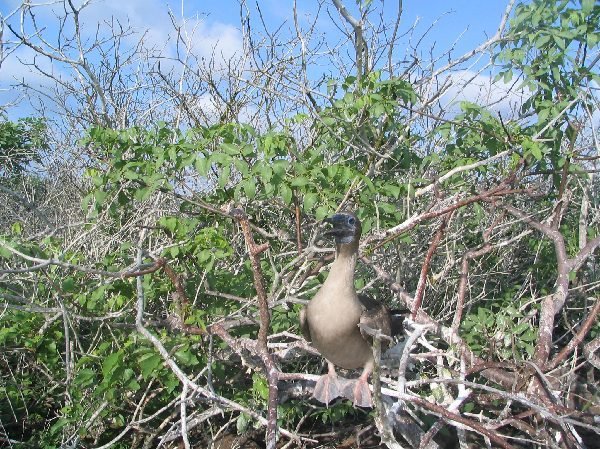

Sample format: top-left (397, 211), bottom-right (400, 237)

top-left (323, 212), bottom-right (362, 245)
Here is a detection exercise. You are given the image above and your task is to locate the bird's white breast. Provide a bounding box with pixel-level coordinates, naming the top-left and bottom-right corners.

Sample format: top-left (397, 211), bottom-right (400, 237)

top-left (306, 286), bottom-right (373, 369)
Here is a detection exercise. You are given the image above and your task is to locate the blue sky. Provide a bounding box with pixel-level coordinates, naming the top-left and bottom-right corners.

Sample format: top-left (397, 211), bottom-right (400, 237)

top-left (0, 0), bottom-right (514, 120)
top-left (210, 0), bottom-right (510, 56)
top-left (186, 0), bottom-right (509, 45)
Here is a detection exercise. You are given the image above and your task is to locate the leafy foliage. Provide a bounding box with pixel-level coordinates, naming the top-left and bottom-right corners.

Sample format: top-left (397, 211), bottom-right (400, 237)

top-left (1, 0), bottom-right (599, 447)
top-left (0, 118), bottom-right (47, 177)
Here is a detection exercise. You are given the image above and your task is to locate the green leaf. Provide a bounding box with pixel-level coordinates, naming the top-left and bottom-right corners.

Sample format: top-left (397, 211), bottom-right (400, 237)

top-left (165, 376), bottom-right (180, 393)
top-left (74, 369), bottom-right (96, 388)
top-left (371, 103), bottom-right (386, 117)
top-left (378, 202), bottom-right (396, 214)
top-left (11, 222), bottom-right (22, 235)
top-left (521, 329), bottom-right (537, 342)
top-left (218, 165), bottom-right (231, 189)
top-left (303, 192), bottom-right (318, 211)
top-left (237, 413), bottom-right (251, 434)
top-left (514, 322), bottom-right (531, 334)
top-left (315, 205), bottom-right (329, 221)
top-left (523, 139), bottom-right (543, 161)
top-left (94, 189), bottom-right (108, 206)
top-left (280, 184), bottom-right (292, 205)
top-left (243, 178), bottom-right (256, 199)
top-left (252, 373), bottom-right (269, 401)
top-left (133, 186), bottom-right (153, 201)
top-left (233, 159), bottom-right (249, 177)
top-left (463, 402), bottom-right (475, 413)
top-left (195, 156), bottom-right (211, 176)
top-left (0, 243), bottom-right (12, 259)
top-left (210, 152), bottom-right (230, 166)
top-left (138, 352), bottom-right (162, 379)
top-left (291, 176), bottom-right (310, 187)
top-left (123, 169), bottom-right (139, 180)
top-left (535, 34), bottom-right (551, 48)
top-left (127, 379), bottom-right (141, 391)
top-left (530, 144), bottom-right (542, 161)
top-left (272, 160), bottom-right (288, 178)
top-left (221, 143), bottom-right (240, 155)
top-left (102, 352), bottom-right (122, 377)
top-left (552, 35), bottom-right (566, 50)
top-left (160, 216), bottom-right (179, 234)
top-left (255, 165), bottom-right (273, 183)
top-left (175, 348), bottom-right (199, 366)
top-left (50, 417), bottom-right (70, 434)
top-left (62, 277), bottom-right (76, 292)
top-left (581, 0), bottom-right (593, 15)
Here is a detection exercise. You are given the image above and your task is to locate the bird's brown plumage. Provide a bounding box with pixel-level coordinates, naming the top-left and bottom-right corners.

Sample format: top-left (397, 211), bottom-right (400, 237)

top-left (300, 212), bottom-right (393, 406)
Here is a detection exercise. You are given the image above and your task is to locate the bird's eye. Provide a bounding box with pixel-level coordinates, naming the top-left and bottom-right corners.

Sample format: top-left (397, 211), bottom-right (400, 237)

top-left (348, 217), bottom-right (355, 225)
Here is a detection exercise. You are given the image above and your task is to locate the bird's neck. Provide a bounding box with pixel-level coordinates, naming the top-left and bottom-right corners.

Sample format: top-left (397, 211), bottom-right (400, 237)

top-left (327, 242), bottom-right (358, 288)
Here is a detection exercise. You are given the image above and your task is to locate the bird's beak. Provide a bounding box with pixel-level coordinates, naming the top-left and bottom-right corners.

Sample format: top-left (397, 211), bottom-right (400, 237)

top-left (323, 214), bottom-right (344, 225)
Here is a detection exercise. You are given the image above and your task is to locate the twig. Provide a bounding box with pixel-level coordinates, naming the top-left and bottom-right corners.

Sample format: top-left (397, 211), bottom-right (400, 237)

top-left (0, 238), bottom-right (164, 277)
top-left (367, 180), bottom-right (517, 251)
top-left (546, 298), bottom-right (600, 370)
top-left (427, 0), bottom-right (516, 80)
top-left (453, 243), bottom-right (493, 332)
top-left (131, 229), bottom-right (308, 446)
top-left (230, 208), bottom-right (279, 449)
top-left (295, 200), bottom-right (302, 256)
top-left (367, 326), bottom-right (403, 449)
top-left (412, 215), bottom-right (449, 319)
top-left (408, 396), bottom-right (516, 449)
top-left (583, 337), bottom-right (600, 369)
top-left (415, 150), bottom-right (512, 198)
top-left (332, 0), bottom-right (366, 79)
top-left (230, 208), bottom-right (270, 348)
top-left (397, 320), bottom-right (433, 396)
top-left (180, 383), bottom-right (191, 449)
top-left (501, 204), bottom-right (600, 366)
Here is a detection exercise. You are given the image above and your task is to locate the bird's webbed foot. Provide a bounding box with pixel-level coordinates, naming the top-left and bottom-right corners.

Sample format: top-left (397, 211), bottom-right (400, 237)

top-left (342, 369), bottom-right (373, 407)
top-left (312, 362), bottom-right (345, 405)
top-left (349, 377), bottom-right (373, 407)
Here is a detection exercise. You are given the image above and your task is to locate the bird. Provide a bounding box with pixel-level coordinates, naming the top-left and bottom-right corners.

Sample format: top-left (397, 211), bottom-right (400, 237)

top-left (299, 211), bottom-right (396, 407)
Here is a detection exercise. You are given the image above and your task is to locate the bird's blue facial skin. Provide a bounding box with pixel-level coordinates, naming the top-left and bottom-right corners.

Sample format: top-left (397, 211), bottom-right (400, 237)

top-left (325, 214), bottom-right (359, 244)
top-left (325, 214), bottom-right (353, 231)
top-left (327, 214), bottom-right (354, 227)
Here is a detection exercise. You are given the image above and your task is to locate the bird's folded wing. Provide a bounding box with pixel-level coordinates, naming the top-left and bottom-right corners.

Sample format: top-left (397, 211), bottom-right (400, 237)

top-left (357, 293), bottom-right (392, 347)
top-left (299, 306), bottom-right (312, 342)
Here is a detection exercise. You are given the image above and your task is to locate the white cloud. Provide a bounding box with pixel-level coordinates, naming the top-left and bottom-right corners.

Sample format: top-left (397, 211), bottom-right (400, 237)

top-left (186, 93), bottom-right (257, 125)
top-left (1, 0), bottom-right (243, 85)
top-left (1, 0), bottom-right (244, 119)
top-left (0, 45), bottom-right (67, 116)
top-left (80, 0), bottom-right (244, 68)
top-left (0, 45), bottom-right (60, 85)
top-left (439, 69), bottom-right (529, 118)
top-left (178, 19), bottom-right (244, 69)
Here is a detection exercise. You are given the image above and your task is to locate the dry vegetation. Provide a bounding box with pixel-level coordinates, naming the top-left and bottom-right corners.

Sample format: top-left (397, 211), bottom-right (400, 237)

top-left (1, 0), bottom-right (599, 448)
